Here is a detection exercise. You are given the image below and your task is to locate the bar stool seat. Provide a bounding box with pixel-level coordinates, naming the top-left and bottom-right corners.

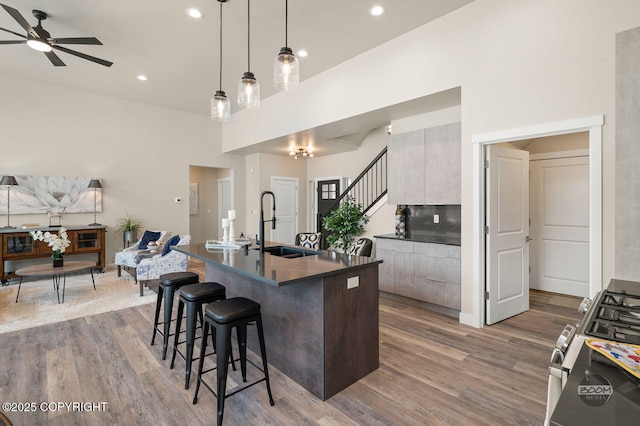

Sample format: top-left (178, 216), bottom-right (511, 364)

top-left (170, 282), bottom-right (227, 389)
top-left (151, 271), bottom-right (199, 360)
top-left (193, 297), bottom-right (275, 426)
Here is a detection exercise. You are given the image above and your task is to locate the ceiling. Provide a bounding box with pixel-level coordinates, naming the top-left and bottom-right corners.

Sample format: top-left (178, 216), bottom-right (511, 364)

top-left (0, 0), bottom-right (473, 155)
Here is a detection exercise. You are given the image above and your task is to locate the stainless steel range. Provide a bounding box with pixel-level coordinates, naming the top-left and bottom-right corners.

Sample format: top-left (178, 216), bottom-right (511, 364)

top-left (545, 279), bottom-right (640, 425)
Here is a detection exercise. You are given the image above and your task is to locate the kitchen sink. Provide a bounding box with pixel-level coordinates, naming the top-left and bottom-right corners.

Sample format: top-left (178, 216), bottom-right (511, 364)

top-left (254, 245), bottom-right (320, 259)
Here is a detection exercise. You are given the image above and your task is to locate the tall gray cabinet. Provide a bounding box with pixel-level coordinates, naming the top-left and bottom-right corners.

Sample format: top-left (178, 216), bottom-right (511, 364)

top-left (388, 122), bottom-right (461, 205)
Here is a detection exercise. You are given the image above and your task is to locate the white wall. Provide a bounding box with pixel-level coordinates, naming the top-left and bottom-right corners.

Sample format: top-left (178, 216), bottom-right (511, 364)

top-left (0, 74), bottom-right (245, 262)
top-left (224, 0), bottom-right (640, 326)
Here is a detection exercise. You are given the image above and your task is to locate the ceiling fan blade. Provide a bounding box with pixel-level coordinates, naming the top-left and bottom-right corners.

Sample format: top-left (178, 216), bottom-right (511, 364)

top-left (0, 26), bottom-right (26, 39)
top-left (52, 37), bottom-right (103, 45)
top-left (44, 50), bottom-right (65, 66)
top-left (0, 4), bottom-right (35, 36)
top-left (53, 45), bottom-right (112, 67)
top-left (0, 40), bottom-right (25, 45)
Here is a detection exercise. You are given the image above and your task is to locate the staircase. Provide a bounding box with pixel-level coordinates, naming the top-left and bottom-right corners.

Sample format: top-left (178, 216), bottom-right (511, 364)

top-left (317, 147), bottom-right (388, 232)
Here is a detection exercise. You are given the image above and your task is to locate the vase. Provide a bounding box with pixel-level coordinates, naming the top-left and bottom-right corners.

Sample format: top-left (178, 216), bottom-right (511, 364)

top-left (53, 258), bottom-right (64, 268)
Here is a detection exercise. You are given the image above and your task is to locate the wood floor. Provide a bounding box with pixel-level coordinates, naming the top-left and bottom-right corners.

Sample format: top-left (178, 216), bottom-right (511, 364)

top-left (0, 260), bottom-right (582, 425)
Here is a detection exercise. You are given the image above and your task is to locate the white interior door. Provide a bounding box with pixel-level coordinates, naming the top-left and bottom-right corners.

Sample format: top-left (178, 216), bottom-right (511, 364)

top-left (530, 155), bottom-right (590, 297)
top-left (217, 178), bottom-right (232, 239)
top-left (271, 177), bottom-right (298, 244)
top-left (486, 145), bottom-right (530, 324)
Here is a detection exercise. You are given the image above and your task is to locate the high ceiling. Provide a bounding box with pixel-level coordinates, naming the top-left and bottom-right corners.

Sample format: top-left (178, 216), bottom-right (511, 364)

top-left (0, 0), bottom-right (473, 154)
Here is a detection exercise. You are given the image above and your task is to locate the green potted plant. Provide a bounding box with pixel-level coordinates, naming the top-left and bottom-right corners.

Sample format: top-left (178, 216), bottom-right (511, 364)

top-left (322, 197), bottom-right (370, 252)
top-left (116, 210), bottom-right (143, 246)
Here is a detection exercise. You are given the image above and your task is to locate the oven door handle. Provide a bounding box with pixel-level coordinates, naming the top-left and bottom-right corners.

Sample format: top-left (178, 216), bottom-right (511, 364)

top-left (548, 348), bottom-right (567, 378)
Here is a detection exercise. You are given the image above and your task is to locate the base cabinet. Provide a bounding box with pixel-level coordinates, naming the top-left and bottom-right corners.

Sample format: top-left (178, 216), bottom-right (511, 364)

top-left (376, 237), bottom-right (460, 310)
top-left (1, 226), bottom-right (106, 283)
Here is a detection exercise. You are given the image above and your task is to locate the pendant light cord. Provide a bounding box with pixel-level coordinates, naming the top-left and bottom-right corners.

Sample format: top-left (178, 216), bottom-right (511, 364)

top-left (219, 1), bottom-right (223, 91)
top-left (247, 0), bottom-right (251, 72)
top-left (285, 0), bottom-right (288, 47)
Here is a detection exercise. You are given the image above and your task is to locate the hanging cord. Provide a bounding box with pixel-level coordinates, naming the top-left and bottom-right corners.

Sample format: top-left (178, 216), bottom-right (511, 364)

top-left (285, 0), bottom-right (288, 47)
top-left (219, 1), bottom-right (223, 90)
top-left (247, 0), bottom-right (251, 72)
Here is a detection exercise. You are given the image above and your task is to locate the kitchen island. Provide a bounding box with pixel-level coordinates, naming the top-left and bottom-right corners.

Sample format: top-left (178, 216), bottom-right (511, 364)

top-left (173, 242), bottom-right (382, 401)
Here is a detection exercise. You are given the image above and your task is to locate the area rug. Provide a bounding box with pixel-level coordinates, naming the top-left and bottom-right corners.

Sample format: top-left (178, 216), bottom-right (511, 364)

top-left (0, 265), bottom-right (156, 334)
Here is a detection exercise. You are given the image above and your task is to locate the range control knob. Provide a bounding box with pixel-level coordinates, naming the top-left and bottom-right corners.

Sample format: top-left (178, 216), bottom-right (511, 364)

top-left (555, 324), bottom-right (577, 352)
top-left (578, 297), bottom-right (593, 314)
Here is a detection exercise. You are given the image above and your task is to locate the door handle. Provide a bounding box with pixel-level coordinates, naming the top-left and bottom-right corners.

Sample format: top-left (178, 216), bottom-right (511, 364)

top-left (526, 236), bottom-right (533, 243)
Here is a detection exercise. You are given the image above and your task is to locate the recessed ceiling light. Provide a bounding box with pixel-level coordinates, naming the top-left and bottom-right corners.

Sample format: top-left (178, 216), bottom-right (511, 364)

top-left (186, 8), bottom-right (204, 19)
top-left (136, 75), bottom-right (148, 81)
top-left (370, 6), bottom-right (385, 16)
top-left (297, 49), bottom-right (308, 58)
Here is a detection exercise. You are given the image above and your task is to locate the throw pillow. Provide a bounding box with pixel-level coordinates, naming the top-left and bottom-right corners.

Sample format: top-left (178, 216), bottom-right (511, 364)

top-left (139, 230), bottom-right (161, 250)
top-left (298, 233), bottom-right (322, 249)
top-left (162, 235), bottom-right (180, 256)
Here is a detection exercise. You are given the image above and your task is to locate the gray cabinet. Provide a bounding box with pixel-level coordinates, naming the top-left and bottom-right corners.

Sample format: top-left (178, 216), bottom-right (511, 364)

top-left (376, 238), bottom-right (460, 310)
top-left (413, 242), bottom-right (460, 310)
top-left (388, 129), bottom-right (425, 205)
top-left (377, 238), bottom-right (414, 296)
top-left (387, 122), bottom-right (461, 205)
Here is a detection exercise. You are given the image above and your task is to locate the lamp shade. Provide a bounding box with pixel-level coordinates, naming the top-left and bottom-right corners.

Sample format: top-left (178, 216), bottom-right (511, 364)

top-left (238, 71), bottom-right (260, 108)
top-left (211, 90), bottom-right (231, 122)
top-left (274, 47), bottom-right (299, 91)
top-left (0, 176), bottom-right (18, 186)
top-left (87, 179), bottom-right (102, 189)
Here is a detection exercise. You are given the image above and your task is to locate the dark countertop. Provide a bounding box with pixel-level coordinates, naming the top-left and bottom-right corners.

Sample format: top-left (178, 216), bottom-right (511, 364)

top-left (174, 242), bottom-right (382, 287)
top-left (375, 233), bottom-right (461, 246)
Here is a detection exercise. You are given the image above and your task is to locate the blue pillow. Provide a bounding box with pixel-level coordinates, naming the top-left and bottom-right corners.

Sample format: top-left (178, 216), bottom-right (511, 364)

top-left (162, 235), bottom-right (180, 256)
top-left (139, 231), bottom-right (161, 250)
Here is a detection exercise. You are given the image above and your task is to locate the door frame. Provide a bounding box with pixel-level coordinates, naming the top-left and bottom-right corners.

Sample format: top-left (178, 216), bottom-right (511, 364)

top-left (469, 115), bottom-right (603, 328)
top-left (311, 175), bottom-right (344, 232)
top-left (217, 176), bottom-right (233, 239)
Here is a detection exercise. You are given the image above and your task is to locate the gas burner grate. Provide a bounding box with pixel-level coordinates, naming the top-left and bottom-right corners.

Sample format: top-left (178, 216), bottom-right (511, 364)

top-left (584, 290), bottom-right (640, 344)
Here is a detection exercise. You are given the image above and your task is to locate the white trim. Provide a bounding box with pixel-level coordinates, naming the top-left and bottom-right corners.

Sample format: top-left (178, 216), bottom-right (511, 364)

top-left (468, 115), bottom-right (604, 328)
top-left (472, 115), bottom-right (604, 144)
top-left (529, 149), bottom-right (590, 161)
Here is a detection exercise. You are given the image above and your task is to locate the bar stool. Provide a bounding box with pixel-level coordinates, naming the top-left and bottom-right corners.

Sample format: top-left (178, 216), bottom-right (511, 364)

top-left (192, 297), bottom-right (275, 426)
top-left (170, 282), bottom-right (227, 389)
top-left (151, 271), bottom-right (199, 360)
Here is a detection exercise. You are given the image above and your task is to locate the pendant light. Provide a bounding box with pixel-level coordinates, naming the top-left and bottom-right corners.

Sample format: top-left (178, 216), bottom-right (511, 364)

top-left (274, 0), bottom-right (299, 91)
top-left (238, 0), bottom-right (260, 108)
top-left (211, 0), bottom-right (231, 122)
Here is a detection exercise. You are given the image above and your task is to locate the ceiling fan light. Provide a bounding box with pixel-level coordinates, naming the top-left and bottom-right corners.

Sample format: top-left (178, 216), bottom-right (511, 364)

top-left (238, 71), bottom-right (260, 108)
top-left (211, 90), bottom-right (231, 122)
top-left (274, 47), bottom-right (299, 91)
top-left (27, 38), bottom-right (51, 52)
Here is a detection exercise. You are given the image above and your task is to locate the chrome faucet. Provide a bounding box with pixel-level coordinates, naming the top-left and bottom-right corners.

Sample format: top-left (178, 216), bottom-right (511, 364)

top-left (259, 191), bottom-right (276, 254)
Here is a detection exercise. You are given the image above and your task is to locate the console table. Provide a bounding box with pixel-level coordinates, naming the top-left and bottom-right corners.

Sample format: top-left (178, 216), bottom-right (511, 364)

top-left (0, 225), bottom-right (106, 284)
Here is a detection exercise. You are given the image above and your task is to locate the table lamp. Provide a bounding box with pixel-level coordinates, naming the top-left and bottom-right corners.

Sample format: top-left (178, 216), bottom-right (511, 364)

top-left (1, 175), bottom-right (18, 229)
top-left (87, 179), bottom-right (102, 226)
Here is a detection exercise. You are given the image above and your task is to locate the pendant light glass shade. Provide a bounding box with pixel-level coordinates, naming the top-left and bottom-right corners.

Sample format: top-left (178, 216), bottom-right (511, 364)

top-left (274, 0), bottom-right (299, 91)
top-left (211, 0), bottom-right (231, 122)
top-left (238, 71), bottom-right (260, 108)
top-left (274, 47), bottom-right (299, 91)
top-left (211, 90), bottom-right (231, 122)
top-left (238, 0), bottom-right (260, 108)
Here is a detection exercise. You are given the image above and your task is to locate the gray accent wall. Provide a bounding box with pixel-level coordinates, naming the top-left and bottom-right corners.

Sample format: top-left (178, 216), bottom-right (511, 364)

top-left (616, 26), bottom-right (640, 280)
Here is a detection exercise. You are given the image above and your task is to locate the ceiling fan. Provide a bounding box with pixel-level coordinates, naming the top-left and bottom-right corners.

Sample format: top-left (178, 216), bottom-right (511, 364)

top-left (0, 3), bottom-right (112, 67)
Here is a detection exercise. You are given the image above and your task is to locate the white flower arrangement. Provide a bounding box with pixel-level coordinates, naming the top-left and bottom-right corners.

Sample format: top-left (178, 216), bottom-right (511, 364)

top-left (30, 227), bottom-right (71, 259)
